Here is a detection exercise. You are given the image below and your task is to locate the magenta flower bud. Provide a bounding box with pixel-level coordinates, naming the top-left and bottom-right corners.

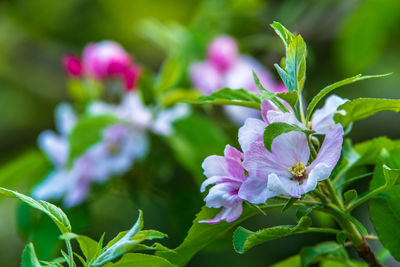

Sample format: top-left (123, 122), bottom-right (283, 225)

top-left (82, 41), bottom-right (132, 79)
top-left (62, 54), bottom-right (83, 78)
top-left (122, 64), bottom-right (141, 91)
top-left (207, 36), bottom-right (238, 73)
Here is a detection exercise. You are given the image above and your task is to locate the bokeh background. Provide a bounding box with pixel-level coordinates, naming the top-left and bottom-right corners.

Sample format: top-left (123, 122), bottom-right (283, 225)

top-left (0, 0), bottom-right (399, 266)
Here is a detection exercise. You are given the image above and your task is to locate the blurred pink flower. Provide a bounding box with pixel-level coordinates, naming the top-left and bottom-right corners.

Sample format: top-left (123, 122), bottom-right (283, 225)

top-left (62, 54), bottom-right (83, 77)
top-left (207, 36), bottom-right (238, 73)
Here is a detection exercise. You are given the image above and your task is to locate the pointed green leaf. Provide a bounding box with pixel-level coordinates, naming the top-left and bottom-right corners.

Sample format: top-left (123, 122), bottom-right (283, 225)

top-left (0, 187), bottom-right (71, 233)
top-left (344, 189), bottom-right (358, 205)
top-left (276, 91), bottom-right (298, 109)
top-left (382, 164), bottom-right (400, 188)
top-left (263, 122), bottom-right (315, 152)
top-left (307, 73), bottom-right (391, 122)
top-left (334, 97), bottom-right (400, 128)
top-left (233, 216), bottom-right (312, 254)
top-left (21, 243), bottom-right (42, 267)
top-left (270, 21), bottom-right (295, 48)
top-left (282, 198), bottom-right (297, 213)
top-left (285, 35), bottom-right (307, 92)
top-left (300, 242), bottom-right (348, 267)
top-left (191, 88), bottom-right (261, 109)
top-left (156, 56), bottom-right (183, 92)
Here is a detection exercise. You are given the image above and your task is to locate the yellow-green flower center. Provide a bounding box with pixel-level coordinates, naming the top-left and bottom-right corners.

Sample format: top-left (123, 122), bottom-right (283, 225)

top-left (288, 159), bottom-right (306, 181)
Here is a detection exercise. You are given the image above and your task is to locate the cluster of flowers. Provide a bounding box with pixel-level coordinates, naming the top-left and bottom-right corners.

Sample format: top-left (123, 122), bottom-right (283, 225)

top-left (63, 41), bottom-right (141, 90)
top-left (190, 36), bottom-right (285, 125)
top-left (200, 94), bottom-right (347, 224)
top-left (33, 41), bottom-right (188, 207)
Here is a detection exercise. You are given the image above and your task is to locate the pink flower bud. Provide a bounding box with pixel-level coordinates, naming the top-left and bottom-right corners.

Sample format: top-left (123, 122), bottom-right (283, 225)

top-left (82, 41), bottom-right (132, 79)
top-left (62, 54), bottom-right (83, 77)
top-left (207, 36), bottom-right (238, 73)
top-left (122, 64), bottom-right (141, 91)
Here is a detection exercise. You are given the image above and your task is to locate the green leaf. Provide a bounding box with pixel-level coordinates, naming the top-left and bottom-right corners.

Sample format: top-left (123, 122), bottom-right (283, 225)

top-left (276, 91), bottom-right (298, 109)
top-left (271, 255), bottom-right (300, 267)
top-left (300, 242), bottom-right (349, 267)
top-left (76, 235), bottom-right (101, 262)
top-left (103, 253), bottom-right (176, 267)
top-left (270, 21), bottom-right (295, 48)
top-left (334, 97), bottom-right (400, 128)
top-left (285, 35), bottom-right (307, 92)
top-left (320, 259), bottom-right (367, 267)
top-left (156, 56), bottom-right (183, 92)
top-left (344, 189), bottom-right (358, 205)
top-left (21, 243), bottom-right (42, 267)
top-left (263, 122), bottom-right (315, 152)
top-left (306, 73), bottom-right (391, 122)
top-left (369, 149), bottom-right (400, 261)
top-left (191, 88), bottom-right (261, 109)
top-left (157, 203), bottom-right (287, 266)
top-left (68, 114), bottom-right (119, 165)
top-left (328, 205), bottom-right (367, 236)
top-left (336, 233), bottom-right (347, 246)
top-left (0, 187), bottom-right (71, 233)
top-left (160, 89), bottom-right (202, 108)
top-left (233, 216), bottom-right (312, 254)
top-left (382, 165), bottom-right (400, 188)
top-left (354, 137), bottom-right (400, 166)
top-left (296, 206), bottom-right (314, 222)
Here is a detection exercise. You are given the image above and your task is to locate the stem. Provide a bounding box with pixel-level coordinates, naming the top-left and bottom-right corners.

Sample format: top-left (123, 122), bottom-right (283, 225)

top-left (307, 134), bottom-right (317, 160)
top-left (65, 239), bottom-right (75, 267)
top-left (324, 180), bottom-right (382, 267)
top-left (346, 184), bottom-right (387, 212)
top-left (298, 91), bottom-right (306, 124)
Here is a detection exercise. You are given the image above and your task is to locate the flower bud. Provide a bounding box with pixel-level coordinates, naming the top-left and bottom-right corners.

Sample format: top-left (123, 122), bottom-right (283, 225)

top-left (82, 41), bottom-right (132, 79)
top-left (62, 54), bottom-right (83, 77)
top-left (207, 36), bottom-right (238, 73)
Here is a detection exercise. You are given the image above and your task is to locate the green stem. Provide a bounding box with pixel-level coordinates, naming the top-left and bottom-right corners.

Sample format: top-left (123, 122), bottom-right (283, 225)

top-left (300, 227), bottom-right (342, 234)
top-left (298, 91), bottom-right (306, 124)
top-left (346, 184), bottom-right (387, 212)
top-left (65, 239), bottom-right (75, 267)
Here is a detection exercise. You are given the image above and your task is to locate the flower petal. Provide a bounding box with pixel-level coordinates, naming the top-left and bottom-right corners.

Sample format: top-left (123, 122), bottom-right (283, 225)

top-left (312, 95), bottom-right (348, 134)
top-left (31, 170), bottom-right (70, 201)
top-left (238, 118), bottom-right (265, 153)
top-left (38, 131), bottom-right (69, 167)
top-left (199, 203), bottom-right (242, 224)
top-left (308, 124), bottom-right (343, 172)
top-left (204, 183), bottom-right (241, 208)
top-left (302, 163), bottom-right (331, 194)
top-left (267, 173), bottom-right (302, 198)
top-left (238, 176), bottom-right (276, 204)
top-left (224, 105), bottom-right (260, 126)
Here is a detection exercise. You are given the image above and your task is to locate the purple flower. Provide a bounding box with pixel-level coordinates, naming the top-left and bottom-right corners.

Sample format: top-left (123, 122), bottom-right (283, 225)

top-left (238, 99), bottom-right (344, 201)
top-left (199, 145), bottom-right (246, 224)
top-left (311, 95), bottom-right (348, 134)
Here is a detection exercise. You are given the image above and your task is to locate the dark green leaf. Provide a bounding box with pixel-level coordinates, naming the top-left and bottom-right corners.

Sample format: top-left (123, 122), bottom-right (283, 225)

top-left (334, 97), bottom-right (400, 128)
top-left (0, 187), bottom-right (71, 233)
top-left (306, 73), bottom-right (390, 122)
top-left (296, 206), bottom-right (314, 222)
top-left (191, 88), bottom-right (261, 109)
top-left (300, 242), bottom-right (348, 267)
top-left (336, 233), bottom-right (347, 246)
top-left (282, 198), bottom-right (297, 213)
top-left (369, 149), bottom-right (400, 261)
top-left (263, 122), bottom-right (315, 152)
top-left (233, 216), bottom-right (312, 254)
top-left (68, 114), bottom-right (119, 165)
top-left (276, 91), bottom-right (298, 109)
top-left (344, 189), bottom-right (358, 205)
top-left (21, 243), bottom-right (42, 267)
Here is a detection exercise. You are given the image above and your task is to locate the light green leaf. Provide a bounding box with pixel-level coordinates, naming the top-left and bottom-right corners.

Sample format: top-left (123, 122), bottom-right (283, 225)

top-left (191, 88), bottom-right (261, 109)
top-left (156, 56), bottom-right (183, 92)
top-left (276, 91), bottom-right (298, 109)
top-left (271, 255), bottom-right (300, 267)
top-left (0, 187), bottom-right (71, 233)
top-left (354, 137), bottom-right (400, 166)
top-left (274, 63), bottom-right (292, 92)
top-left (285, 35), bottom-right (307, 92)
top-left (263, 122), bottom-right (315, 152)
top-left (382, 165), bottom-right (400, 188)
top-left (320, 259), bottom-right (367, 267)
top-left (334, 97), bottom-right (400, 128)
top-left (306, 73), bottom-right (391, 122)
top-left (270, 21), bottom-right (295, 49)
top-left (370, 149), bottom-right (400, 261)
top-left (68, 114), bottom-right (119, 165)
top-left (233, 216), bottom-right (312, 254)
top-left (160, 89), bottom-right (202, 107)
top-left (103, 253), bottom-right (176, 267)
top-left (21, 243), bottom-right (42, 267)
top-left (76, 235), bottom-right (101, 262)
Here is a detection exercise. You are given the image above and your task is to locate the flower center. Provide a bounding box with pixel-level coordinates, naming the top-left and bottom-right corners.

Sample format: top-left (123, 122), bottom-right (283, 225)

top-left (288, 159), bottom-right (306, 181)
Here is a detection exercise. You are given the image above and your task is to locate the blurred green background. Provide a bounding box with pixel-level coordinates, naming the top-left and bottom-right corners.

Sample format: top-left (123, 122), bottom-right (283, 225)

top-left (0, 0), bottom-right (399, 266)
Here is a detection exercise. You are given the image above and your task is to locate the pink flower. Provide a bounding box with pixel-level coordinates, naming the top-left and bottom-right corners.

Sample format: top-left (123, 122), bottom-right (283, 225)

top-left (82, 41), bottom-right (132, 79)
top-left (63, 54), bottom-right (83, 77)
top-left (207, 36), bottom-right (238, 73)
top-left (311, 95), bottom-right (348, 134)
top-left (190, 62), bottom-right (223, 95)
top-left (122, 64), bottom-right (141, 91)
top-left (199, 145), bottom-right (246, 224)
top-left (237, 97), bottom-right (344, 202)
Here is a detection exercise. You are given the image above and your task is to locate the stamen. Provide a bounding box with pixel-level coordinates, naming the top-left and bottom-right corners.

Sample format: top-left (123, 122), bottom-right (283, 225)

top-left (288, 159), bottom-right (306, 181)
